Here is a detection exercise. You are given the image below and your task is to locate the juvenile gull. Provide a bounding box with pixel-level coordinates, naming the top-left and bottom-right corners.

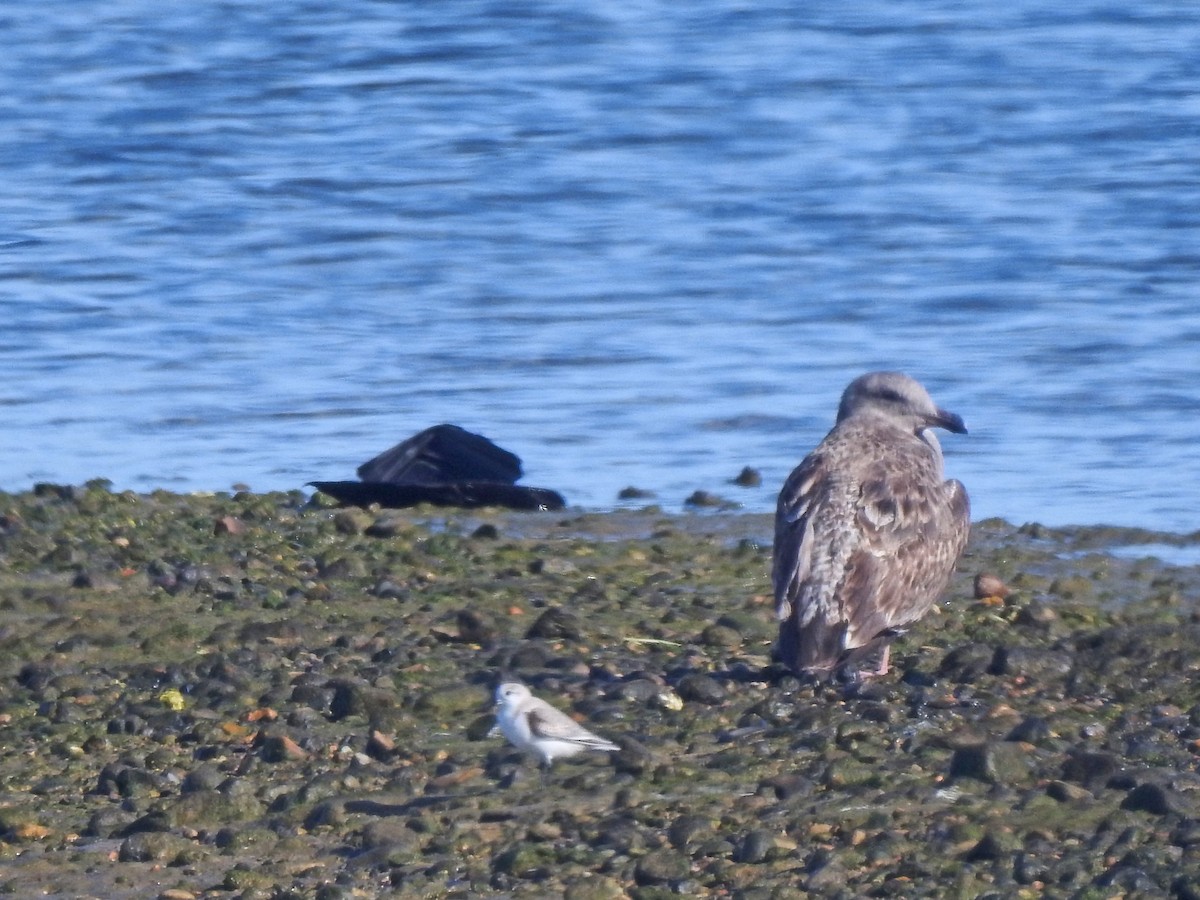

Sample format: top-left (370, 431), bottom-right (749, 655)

top-left (773, 372), bottom-right (970, 679)
top-left (494, 682), bottom-right (619, 767)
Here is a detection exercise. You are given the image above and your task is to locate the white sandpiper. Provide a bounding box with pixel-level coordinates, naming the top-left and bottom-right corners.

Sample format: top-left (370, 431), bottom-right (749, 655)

top-left (493, 682), bottom-right (620, 767)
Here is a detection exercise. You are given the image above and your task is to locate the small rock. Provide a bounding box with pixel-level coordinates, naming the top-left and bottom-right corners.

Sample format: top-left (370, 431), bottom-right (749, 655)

top-left (330, 680), bottom-right (404, 729)
top-left (212, 516), bottom-right (244, 538)
top-left (634, 848), bottom-right (691, 885)
top-left (1046, 780), bottom-right (1094, 803)
top-left (676, 673), bottom-right (727, 705)
top-left (364, 516), bottom-right (403, 538)
top-left (366, 730), bottom-right (396, 761)
top-left (973, 572), bottom-right (1010, 600)
top-left (304, 800), bottom-right (346, 830)
top-left (564, 876), bottom-right (626, 900)
top-left (1014, 600), bottom-right (1058, 630)
top-left (465, 714), bottom-right (496, 741)
top-left (732, 467), bottom-right (761, 487)
top-left (456, 609), bottom-right (498, 646)
top-left (494, 844), bottom-right (555, 878)
top-left (964, 830), bottom-right (1010, 862)
top-left (181, 764), bottom-right (225, 793)
top-left (618, 486), bottom-right (656, 500)
top-left (85, 807), bottom-right (134, 838)
top-left (258, 733), bottom-right (307, 763)
top-left (525, 606), bottom-right (583, 641)
top-left (948, 740), bottom-right (1030, 785)
top-left (118, 831), bottom-right (190, 863)
top-left (1006, 716), bottom-right (1051, 745)
top-left (1062, 749), bottom-right (1119, 787)
top-left (1121, 781), bottom-right (1175, 815)
top-left (1048, 575), bottom-right (1093, 600)
top-left (938, 643), bottom-right (996, 682)
top-left (668, 814), bottom-right (714, 851)
top-left (699, 624), bottom-right (742, 649)
top-left (762, 773), bottom-right (815, 801)
top-left (684, 490), bottom-right (730, 508)
top-left (804, 851), bottom-right (848, 892)
top-left (735, 829), bottom-right (780, 863)
top-left (611, 679), bottom-right (662, 704)
top-left (611, 737), bottom-right (654, 777)
top-left (992, 646), bottom-right (1072, 681)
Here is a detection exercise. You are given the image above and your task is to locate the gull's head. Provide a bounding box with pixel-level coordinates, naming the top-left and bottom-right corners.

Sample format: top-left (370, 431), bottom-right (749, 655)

top-left (495, 682), bottom-right (531, 709)
top-left (837, 371), bottom-right (967, 436)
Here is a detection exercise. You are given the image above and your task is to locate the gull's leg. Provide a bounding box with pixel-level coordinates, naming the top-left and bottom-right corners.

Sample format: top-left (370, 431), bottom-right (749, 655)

top-left (873, 644), bottom-right (892, 677)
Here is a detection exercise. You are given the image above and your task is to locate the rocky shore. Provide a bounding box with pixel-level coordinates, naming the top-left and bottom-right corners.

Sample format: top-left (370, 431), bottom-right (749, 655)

top-left (1, 483), bottom-right (1199, 898)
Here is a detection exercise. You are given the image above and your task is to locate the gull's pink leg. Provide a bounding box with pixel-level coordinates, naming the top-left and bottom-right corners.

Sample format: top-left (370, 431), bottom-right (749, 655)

top-left (872, 645), bottom-right (891, 677)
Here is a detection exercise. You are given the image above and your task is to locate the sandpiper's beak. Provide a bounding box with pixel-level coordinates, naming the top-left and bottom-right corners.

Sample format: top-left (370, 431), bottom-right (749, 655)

top-left (931, 408), bottom-right (967, 435)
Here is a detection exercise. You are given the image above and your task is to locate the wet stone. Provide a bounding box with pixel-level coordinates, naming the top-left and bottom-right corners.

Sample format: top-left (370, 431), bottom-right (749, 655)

top-left (329, 680), bottom-right (403, 728)
top-left (699, 624), bottom-right (741, 649)
top-left (500, 641), bottom-right (553, 670)
top-left (259, 733), bottom-right (307, 762)
top-left (333, 510), bottom-right (370, 535)
top-left (732, 467), bottom-right (762, 487)
top-left (364, 516), bottom-right (402, 538)
top-left (964, 831), bottom-right (1011, 862)
top-left (804, 851), bottom-right (848, 892)
top-left (1046, 780), bottom-right (1094, 803)
top-left (634, 848), bottom-right (691, 885)
top-left (1006, 716), bottom-right (1052, 745)
top-left (611, 678), bottom-right (663, 704)
top-left (611, 736), bottom-right (653, 776)
top-left (762, 773), bottom-right (815, 801)
top-left (290, 680), bottom-right (335, 711)
top-left (84, 807), bottom-right (134, 838)
top-left (563, 876), bottom-right (626, 900)
top-left (120, 810), bottom-right (172, 836)
top-left (676, 673), bottom-right (727, 705)
top-left (525, 606), bottom-right (583, 641)
top-left (1121, 781), bottom-right (1189, 816)
top-left (735, 829), bottom-right (778, 864)
top-left (992, 646), bottom-right (1073, 681)
top-left (1062, 749), bottom-right (1119, 787)
top-left (494, 844), bottom-right (555, 878)
top-left (1014, 600), bottom-right (1059, 630)
top-left (118, 831), bottom-right (193, 863)
top-left (181, 764), bottom-right (224, 793)
top-left (456, 608), bottom-right (498, 646)
top-left (1170, 822), bottom-right (1200, 847)
top-left (668, 814), bottom-right (714, 851)
top-left (938, 643), bottom-right (997, 682)
top-left (949, 741), bottom-right (1030, 785)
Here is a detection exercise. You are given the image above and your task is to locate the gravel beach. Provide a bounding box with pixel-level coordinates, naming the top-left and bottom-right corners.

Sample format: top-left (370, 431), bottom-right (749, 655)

top-left (2, 483), bottom-right (1200, 898)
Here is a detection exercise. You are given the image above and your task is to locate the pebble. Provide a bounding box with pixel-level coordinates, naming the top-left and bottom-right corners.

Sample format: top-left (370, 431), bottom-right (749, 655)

top-left (633, 848), bottom-right (691, 885)
top-left (676, 673), bottom-right (727, 705)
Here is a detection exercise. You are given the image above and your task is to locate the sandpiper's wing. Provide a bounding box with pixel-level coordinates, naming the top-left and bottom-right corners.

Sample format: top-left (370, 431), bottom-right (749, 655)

top-left (526, 702), bottom-right (619, 750)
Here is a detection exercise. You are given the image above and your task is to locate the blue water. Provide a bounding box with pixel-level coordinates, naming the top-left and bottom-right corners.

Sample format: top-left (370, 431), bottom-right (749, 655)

top-left (3, 2), bottom-right (1199, 533)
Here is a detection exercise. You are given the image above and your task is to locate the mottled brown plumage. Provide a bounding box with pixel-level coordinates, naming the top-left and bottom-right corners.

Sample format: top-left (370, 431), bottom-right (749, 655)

top-left (773, 372), bottom-right (970, 678)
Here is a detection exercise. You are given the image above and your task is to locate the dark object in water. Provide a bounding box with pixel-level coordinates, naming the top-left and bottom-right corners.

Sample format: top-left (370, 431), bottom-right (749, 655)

top-left (311, 424), bottom-right (565, 511)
